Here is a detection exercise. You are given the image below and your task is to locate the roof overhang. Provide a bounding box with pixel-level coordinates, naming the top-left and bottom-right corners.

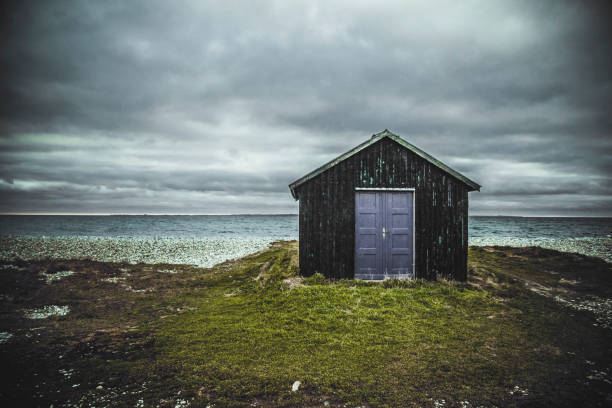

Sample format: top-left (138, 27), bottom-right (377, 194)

top-left (289, 129), bottom-right (481, 200)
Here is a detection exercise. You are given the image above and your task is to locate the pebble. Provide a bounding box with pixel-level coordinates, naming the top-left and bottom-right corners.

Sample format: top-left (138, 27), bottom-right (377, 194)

top-left (174, 398), bottom-right (189, 408)
top-left (509, 385), bottom-right (529, 396)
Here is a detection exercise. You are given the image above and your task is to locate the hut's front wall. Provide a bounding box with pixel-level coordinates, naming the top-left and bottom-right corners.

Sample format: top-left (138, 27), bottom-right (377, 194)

top-left (296, 137), bottom-right (469, 280)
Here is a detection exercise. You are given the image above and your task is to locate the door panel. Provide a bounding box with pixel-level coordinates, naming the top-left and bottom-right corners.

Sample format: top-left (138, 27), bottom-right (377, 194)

top-left (354, 192), bottom-right (383, 279)
top-left (355, 191), bottom-right (414, 279)
top-left (385, 191), bottom-right (414, 278)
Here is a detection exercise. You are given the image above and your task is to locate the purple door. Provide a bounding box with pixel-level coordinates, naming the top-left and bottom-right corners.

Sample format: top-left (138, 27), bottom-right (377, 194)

top-left (355, 190), bottom-right (414, 279)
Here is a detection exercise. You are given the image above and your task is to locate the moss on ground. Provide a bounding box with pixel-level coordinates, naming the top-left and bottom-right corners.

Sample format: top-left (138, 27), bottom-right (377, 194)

top-left (0, 242), bottom-right (611, 407)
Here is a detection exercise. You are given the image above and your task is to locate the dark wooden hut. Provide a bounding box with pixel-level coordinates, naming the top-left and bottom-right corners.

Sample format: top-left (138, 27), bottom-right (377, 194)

top-left (288, 129), bottom-right (480, 281)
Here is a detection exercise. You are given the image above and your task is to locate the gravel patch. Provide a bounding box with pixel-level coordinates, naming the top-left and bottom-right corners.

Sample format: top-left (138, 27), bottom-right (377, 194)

top-left (157, 269), bottom-right (179, 274)
top-left (553, 295), bottom-right (612, 329)
top-left (469, 237), bottom-right (612, 263)
top-left (42, 270), bottom-right (75, 284)
top-left (0, 331), bottom-right (13, 344)
top-left (0, 236), bottom-right (281, 267)
top-left (24, 305), bottom-right (70, 319)
top-left (524, 279), bottom-right (612, 330)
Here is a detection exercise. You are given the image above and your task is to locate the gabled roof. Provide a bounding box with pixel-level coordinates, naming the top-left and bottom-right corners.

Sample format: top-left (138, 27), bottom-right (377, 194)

top-left (289, 129), bottom-right (481, 199)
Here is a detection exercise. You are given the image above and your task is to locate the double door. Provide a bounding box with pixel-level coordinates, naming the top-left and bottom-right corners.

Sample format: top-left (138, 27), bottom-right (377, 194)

top-left (355, 190), bottom-right (414, 279)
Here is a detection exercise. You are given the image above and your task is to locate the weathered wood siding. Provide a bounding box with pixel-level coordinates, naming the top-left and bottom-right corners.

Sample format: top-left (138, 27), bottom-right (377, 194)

top-left (295, 137), bottom-right (469, 280)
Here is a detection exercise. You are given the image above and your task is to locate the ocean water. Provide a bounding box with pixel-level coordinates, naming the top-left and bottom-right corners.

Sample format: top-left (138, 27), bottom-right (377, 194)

top-left (469, 216), bottom-right (612, 263)
top-left (0, 215), bottom-right (610, 265)
top-left (0, 215), bottom-right (298, 239)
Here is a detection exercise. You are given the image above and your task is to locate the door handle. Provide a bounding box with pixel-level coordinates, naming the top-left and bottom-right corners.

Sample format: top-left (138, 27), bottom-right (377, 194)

top-left (382, 227), bottom-right (386, 239)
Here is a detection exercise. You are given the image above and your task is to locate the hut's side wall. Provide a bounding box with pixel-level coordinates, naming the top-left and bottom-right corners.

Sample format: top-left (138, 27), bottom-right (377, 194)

top-left (296, 137), bottom-right (470, 280)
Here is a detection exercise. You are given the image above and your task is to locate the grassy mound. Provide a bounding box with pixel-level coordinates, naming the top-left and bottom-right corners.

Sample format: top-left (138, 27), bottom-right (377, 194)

top-left (0, 241), bottom-right (611, 407)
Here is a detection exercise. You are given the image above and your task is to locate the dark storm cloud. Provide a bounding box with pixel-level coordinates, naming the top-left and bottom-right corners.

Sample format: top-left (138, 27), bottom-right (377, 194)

top-left (1, 0), bottom-right (611, 214)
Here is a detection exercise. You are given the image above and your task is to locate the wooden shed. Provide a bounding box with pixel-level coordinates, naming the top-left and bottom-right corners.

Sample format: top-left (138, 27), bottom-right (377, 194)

top-left (288, 129), bottom-right (481, 281)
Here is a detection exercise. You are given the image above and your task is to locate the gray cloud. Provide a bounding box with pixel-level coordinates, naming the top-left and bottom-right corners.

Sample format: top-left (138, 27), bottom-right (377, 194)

top-left (1, 0), bottom-right (611, 215)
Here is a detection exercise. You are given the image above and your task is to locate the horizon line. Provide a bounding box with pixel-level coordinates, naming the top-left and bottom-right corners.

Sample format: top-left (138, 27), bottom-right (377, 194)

top-left (1, 213), bottom-right (611, 218)
top-left (0, 212), bottom-right (299, 216)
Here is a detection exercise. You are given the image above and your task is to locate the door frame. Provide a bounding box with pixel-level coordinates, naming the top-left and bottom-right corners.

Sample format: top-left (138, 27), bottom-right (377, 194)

top-left (354, 187), bottom-right (416, 279)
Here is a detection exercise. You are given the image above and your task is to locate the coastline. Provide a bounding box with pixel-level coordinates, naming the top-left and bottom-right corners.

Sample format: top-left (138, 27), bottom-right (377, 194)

top-left (1, 235), bottom-right (610, 266)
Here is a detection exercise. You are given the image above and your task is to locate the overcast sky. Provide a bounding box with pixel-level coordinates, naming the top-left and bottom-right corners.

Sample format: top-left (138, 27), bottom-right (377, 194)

top-left (1, 0), bottom-right (611, 216)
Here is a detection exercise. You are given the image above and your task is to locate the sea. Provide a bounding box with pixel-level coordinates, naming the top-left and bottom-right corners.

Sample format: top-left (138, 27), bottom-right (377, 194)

top-left (0, 215), bottom-right (610, 266)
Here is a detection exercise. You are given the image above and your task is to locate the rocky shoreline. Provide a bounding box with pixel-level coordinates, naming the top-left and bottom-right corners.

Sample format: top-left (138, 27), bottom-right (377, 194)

top-left (1, 235), bottom-right (610, 272)
top-left (0, 236), bottom-right (280, 267)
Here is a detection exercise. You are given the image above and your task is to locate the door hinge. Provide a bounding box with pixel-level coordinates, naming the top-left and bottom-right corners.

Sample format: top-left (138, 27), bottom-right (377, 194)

top-left (382, 227), bottom-right (386, 239)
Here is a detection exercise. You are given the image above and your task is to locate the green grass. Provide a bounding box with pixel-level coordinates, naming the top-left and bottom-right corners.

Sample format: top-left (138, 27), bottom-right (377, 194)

top-left (1, 242), bottom-right (611, 407)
